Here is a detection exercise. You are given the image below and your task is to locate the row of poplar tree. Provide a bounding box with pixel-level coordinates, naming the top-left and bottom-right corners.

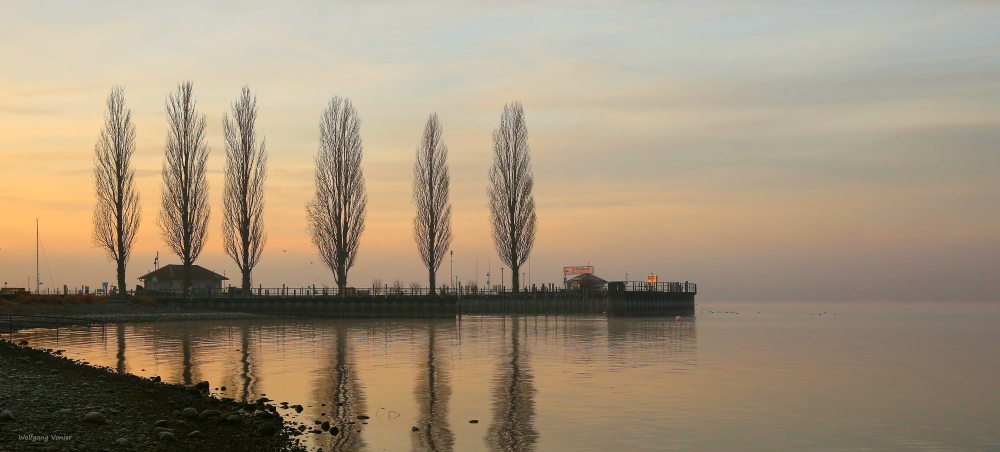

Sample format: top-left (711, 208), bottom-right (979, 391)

top-left (93, 82), bottom-right (536, 297)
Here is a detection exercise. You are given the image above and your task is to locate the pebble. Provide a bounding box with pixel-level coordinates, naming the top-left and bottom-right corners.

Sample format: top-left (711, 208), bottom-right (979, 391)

top-left (0, 410), bottom-right (14, 422)
top-left (258, 423), bottom-right (278, 436)
top-left (157, 431), bottom-right (175, 442)
top-left (83, 412), bottom-right (107, 424)
top-left (115, 438), bottom-right (128, 446)
top-left (182, 407), bottom-right (198, 417)
top-left (56, 408), bottom-right (73, 415)
top-left (154, 419), bottom-right (169, 427)
top-left (188, 430), bottom-right (202, 438)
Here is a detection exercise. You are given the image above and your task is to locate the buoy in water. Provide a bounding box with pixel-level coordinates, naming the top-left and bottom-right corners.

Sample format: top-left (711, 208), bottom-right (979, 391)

top-left (675, 316), bottom-right (682, 322)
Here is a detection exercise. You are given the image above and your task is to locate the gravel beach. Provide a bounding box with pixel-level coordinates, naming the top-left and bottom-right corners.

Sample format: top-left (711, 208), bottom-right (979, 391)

top-left (0, 297), bottom-right (308, 451)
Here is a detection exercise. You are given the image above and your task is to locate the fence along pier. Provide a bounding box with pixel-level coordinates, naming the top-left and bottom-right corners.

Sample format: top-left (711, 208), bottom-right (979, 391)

top-left (140, 281), bottom-right (696, 318)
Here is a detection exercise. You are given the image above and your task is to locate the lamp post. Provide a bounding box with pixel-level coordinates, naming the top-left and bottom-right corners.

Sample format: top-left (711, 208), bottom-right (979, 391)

top-left (450, 250), bottom-right (453, 294)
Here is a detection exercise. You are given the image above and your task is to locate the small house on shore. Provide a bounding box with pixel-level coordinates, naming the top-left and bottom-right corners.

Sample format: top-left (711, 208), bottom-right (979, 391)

top-left (138, 264), bottom-right (228, 292)
top-left (566, 273), bottom-right (608, 291)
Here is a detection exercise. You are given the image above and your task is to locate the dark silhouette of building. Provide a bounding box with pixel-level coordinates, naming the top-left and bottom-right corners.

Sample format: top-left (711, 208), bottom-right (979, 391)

top-left (138, 264), bottom-right (228, 291)
top-left (566, 273), bottom-right (607, 291)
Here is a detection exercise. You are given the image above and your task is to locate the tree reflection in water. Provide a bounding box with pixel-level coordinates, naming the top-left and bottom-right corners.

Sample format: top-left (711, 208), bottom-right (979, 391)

top-left (313, 323), bottom-right (368, 452)
top-left (116, 323), bottom-right (126, 374)
top-left (412, 321), bottom-right (455, 452)
top-left (487, 315), bottom-right (538, 452)
top-left (181, 331), bottom-right (193, 385)
top-left (210, 323), bottom-right (261, 402)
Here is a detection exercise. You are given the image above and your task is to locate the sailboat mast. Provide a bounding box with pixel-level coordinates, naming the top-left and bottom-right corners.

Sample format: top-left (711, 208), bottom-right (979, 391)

top-left (36, 219), bottom-right (40, 294)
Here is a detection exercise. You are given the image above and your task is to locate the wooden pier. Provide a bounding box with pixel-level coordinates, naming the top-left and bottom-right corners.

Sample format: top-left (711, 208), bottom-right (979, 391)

top-left (151, 281), bottom-right (696, 318)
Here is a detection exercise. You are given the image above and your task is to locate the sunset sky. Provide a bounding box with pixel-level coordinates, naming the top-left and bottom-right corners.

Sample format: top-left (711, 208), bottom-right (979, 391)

top-left (1, 1), bottom-right (998, 301)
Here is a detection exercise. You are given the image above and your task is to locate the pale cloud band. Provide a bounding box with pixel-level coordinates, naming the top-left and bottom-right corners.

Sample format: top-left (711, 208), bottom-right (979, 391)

top-left (0, 1), bottom-right (998, 301)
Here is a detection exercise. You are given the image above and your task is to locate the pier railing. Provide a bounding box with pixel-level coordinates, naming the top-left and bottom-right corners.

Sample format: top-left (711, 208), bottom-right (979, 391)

top-left (140, 285), bottom-right (560, 298)
top-left (137, 281), bottom-right (696, 299)
top-left (613, 281), bottom-right (697, 293)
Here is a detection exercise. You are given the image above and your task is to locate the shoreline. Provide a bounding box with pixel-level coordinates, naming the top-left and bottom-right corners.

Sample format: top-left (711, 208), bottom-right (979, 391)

top-left (0, 300), bottom-right (312, 451)
top-left (0, 338), bottom-right (307, 451)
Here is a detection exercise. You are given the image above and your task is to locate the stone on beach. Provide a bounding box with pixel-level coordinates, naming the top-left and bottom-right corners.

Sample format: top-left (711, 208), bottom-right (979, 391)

top-left (158, 431), bottom-right (175, 441)
top-left (83, 411), bottom-right (107, 424)
top-left (258, 422), bottom-right (278, 436)
top-left (0, 410), bottom-right (14, 422)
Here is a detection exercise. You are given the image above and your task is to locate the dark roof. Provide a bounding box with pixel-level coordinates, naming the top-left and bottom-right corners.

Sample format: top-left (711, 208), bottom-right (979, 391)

top-left (137, 264), bottom-right (228, 282)
top-left (567, 273), bottom-right (607, 284)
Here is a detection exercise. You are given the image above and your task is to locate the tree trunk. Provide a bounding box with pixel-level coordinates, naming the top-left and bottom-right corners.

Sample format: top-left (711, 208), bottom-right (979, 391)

top-left (429, 269), bottom-right (436, 296)
top-left (184, 260), bottom-right (192, 298)
top-left (242, 269), bottom-right (251, 294)
top-left (511, 265), bottom-right (520, 296)
top-left (116, 260), bottom-right (127, 297)
top-left (337, 263), bottom-right (347, 296)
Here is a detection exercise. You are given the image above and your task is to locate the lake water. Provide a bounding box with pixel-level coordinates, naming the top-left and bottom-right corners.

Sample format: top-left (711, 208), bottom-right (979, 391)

top-left (13, 301), bottom-right (1000, 451)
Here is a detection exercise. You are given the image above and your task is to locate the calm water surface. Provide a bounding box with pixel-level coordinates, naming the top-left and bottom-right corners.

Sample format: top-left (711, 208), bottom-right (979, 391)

top-left (14, 301), bottom-right (1000, 451)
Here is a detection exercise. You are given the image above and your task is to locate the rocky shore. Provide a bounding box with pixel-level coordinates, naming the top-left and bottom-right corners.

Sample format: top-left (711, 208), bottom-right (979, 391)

top-left (0, 339), bottom-right (307, 451)
top-left (0, 296), bottom-right (309, 451)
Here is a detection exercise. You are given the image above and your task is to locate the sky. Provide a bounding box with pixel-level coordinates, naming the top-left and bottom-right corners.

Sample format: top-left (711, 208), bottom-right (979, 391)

top-left (1, 1), bottom-right (998, 301)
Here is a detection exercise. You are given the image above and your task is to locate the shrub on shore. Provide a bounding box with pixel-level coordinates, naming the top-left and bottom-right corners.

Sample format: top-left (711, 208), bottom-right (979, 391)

top-left (133, 296), bottom-right (159, 307)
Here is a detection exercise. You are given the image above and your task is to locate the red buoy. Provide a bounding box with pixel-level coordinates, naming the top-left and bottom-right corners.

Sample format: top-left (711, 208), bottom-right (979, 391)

top-left (675, 316), bottom-right (682, 322)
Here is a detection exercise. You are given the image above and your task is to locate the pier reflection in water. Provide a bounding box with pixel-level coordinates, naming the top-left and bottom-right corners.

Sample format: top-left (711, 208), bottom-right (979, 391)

top-left (14, 315), bottom-right (696, 451)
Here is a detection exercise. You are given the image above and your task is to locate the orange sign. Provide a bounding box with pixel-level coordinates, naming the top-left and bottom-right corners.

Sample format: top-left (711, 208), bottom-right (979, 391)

top-left (648, 274), bottom-right (657, 283)
top-left (563, 266), bottom-right (594, 275)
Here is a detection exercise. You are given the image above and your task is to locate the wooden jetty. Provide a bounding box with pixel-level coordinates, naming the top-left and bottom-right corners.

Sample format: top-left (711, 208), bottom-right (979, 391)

top-left (148, 281), bottom-right (696, 318)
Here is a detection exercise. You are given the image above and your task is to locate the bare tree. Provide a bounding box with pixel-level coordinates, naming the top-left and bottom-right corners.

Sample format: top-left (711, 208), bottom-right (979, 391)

top-left (222, 86), bottom-right (267, 293)
top-left (158, 81), bottom-right (211, 296)
top-left (412, 113), bottom-right (453, 295)
top-left (488, 102), bottom-right (536, 295)
top-left (93, 86), bottom-right (141, 295)
top-left (307, 96), bottom-right (367, 295)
